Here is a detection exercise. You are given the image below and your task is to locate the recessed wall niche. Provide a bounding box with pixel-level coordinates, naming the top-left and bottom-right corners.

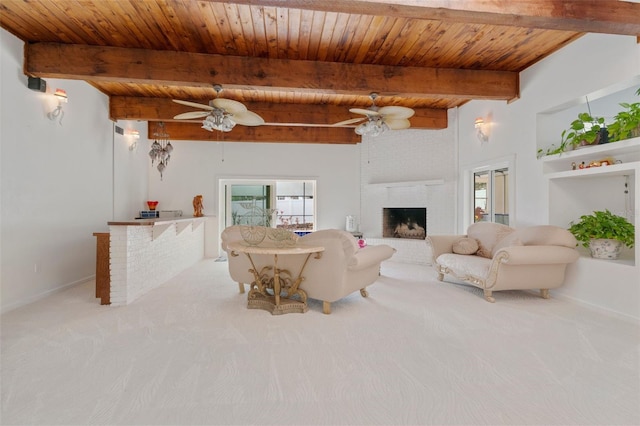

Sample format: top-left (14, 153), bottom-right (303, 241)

top-left (536, 76), bottom-right (640, 154)
top-left (538, 76), bottom-right (640, 267)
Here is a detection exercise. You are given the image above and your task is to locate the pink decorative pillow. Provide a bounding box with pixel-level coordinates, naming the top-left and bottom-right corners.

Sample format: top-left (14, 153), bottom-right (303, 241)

top-left (452, 237), bottom-right (479, 255)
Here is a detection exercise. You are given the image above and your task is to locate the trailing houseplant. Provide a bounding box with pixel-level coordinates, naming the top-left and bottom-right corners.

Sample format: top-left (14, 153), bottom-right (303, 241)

top-left (607, 88), bottom-right (640, 142)
top-left (537, 112), bottom-right (606, 158)
top-left (560, 112), bottom-right (606, 149)
top-left (568, 209), bottom-right (635, 259)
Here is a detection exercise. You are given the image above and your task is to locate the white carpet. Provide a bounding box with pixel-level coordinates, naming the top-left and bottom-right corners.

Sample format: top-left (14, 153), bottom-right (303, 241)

top-left (1, 259), bottom-right (639, 425)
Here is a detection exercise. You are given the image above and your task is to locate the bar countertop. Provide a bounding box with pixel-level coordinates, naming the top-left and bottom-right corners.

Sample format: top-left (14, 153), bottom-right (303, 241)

top-left (108, 216), bottom-right (207, 226)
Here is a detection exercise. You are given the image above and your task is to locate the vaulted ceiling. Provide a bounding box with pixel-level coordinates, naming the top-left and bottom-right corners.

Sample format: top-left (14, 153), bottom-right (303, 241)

top-left (1, 0), bottom-right (639, 143)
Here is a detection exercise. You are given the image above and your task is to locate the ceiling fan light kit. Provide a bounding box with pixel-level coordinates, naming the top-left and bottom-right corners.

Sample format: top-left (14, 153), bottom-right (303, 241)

top-left (335, 93), bottom-right (415, 137)
top-left (173, 85), bottom-right (264, 133)
top-left (202, 108), bottom-right (236, 132)
top-left (355, 117), bottom-right (389, 136)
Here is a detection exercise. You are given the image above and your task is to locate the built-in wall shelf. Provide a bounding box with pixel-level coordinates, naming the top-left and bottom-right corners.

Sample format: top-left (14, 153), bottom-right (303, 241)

top-left (541, 137), bottom-right (640, 175)
top-left (575, 246), bottom-right (635, 267)
top-left (367, 179), bottom-right (445, 189)
top-left (535, 80), bottom-right (639, 318)
top-left (542, 136), bottom-right (638, 268)
top-left (546, 161), bottom-right (639, 181)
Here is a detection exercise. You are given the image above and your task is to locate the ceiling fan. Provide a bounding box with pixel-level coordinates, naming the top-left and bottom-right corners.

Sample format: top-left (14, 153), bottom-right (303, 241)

top-left (334, 93), bottom-right (415, 136)
top-left (173, 85), bottom-right (265, 132)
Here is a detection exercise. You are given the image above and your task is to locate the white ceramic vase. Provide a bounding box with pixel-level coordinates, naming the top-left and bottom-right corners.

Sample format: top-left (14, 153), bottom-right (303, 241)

top-left (588, 238), bottom-right (623, 260)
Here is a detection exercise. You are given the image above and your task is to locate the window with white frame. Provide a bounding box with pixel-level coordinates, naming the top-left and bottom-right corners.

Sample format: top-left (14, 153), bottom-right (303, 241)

top-left (274, 181), bottom-right (315, 231)
top-left (473, 167), bottom-right (509, 225)
top-left (221, 179), bottom-right (316, 232)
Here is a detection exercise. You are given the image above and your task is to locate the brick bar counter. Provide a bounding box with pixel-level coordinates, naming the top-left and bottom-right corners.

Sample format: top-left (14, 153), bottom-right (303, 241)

top-left (106, 217), bottom-right (206, 306)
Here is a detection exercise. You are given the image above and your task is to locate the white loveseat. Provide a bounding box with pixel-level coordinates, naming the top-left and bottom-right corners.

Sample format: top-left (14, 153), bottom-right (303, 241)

top-left (426, 222), bottom-right (579, 302)
top-left (221, 226), bottom-right (396, 314)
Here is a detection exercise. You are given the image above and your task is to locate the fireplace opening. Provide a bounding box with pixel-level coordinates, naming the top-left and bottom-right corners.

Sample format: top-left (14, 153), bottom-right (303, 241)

top-left (383, 208), bottom-right (427, 239)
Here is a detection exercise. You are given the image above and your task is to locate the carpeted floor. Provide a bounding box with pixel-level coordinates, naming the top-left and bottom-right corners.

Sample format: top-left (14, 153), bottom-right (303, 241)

top-left (1, 259), bottom-right (639, 425)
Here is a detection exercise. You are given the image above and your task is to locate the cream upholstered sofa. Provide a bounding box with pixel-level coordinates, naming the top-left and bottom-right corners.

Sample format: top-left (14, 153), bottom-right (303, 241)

top-left (426, 222), bottom-right (579, 302)
top-left (220, 226), bottom-right (395, 314)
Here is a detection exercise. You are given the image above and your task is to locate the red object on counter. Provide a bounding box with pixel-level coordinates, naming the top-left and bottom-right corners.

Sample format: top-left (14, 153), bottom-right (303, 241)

top-left (147, 201), bottom-right (159, 210)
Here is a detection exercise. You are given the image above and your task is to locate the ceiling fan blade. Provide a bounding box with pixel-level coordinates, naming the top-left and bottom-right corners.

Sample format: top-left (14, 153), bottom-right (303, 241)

top-left (349, 108), bottom-right (380, 116)
top-left (385, 118), bottom-right (411, 130)
top-left (173, 111), bottom-right (211, 120)
top-left (378, 106), bottom-right (415, 119)
top-left (173, 99), bottom-right (213, 111)
top-left (212, 98), bottom-right (247, 114)
top-left (333, 117), bottom-right (366, 126)
top-left (233, 110), bottom-right (265, 126)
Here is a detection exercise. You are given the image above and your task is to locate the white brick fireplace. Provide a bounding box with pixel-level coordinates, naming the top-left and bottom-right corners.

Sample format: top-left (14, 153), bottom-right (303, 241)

top-left (359, 114), bottom-right (457, 264)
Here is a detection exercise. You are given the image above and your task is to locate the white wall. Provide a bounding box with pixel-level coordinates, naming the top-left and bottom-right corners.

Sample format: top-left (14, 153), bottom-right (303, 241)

top-left (113, 121), bottom-right (149, 220)
top-left (457, 33), bottom-right (640, 320)
top-left (146, 140), bottom-right (361, 232)
top-left (0, 28), bottom-right (148, 312)
top-left (0, 28), bottom-right (112, 312)
top-left (459, 34), bottom-right (639, 228)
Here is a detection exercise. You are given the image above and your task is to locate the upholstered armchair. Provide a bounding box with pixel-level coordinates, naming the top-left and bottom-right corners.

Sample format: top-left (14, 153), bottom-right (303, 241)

top-left (296, 229), bottom-right (396, 314)
top-left (426, 222), bottom-right (579, 302)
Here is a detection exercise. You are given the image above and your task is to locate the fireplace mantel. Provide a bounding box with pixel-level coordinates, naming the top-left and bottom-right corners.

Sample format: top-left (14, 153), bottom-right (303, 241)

top-left (367, 179), bottom-right (444, 189)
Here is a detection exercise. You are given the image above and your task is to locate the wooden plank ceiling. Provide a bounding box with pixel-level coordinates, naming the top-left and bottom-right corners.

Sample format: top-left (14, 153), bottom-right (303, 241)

top-left (1, 0), bottom-right (639, 143)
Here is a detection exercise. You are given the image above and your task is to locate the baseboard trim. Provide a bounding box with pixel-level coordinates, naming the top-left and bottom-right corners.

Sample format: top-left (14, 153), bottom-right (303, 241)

top-left (0, 275), bottom-right (95, 315)
top-left (533, 289), bottom-right (640, 324)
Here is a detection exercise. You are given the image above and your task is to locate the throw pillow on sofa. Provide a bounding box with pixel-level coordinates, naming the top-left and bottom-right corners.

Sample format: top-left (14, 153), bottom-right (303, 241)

top-left (452, 237), bottom-right (479, 255)
top-left (467, 222), bottom-right (515, 258)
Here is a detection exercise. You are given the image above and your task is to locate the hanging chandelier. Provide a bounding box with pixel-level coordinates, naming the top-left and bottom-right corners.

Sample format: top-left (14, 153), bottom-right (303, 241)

top-left (148, 121), bottom-right (173, 180)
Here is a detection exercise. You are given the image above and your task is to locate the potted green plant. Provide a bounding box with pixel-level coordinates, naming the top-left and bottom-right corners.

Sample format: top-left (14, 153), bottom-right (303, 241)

top-left (560, 112), bottom-right (606, 149)
top-left (537, 112), bottom-right (606, 158)
top-left (607, 98), bottom-right (640, 142)
top-left (568, 209), bottom-right (635, 259)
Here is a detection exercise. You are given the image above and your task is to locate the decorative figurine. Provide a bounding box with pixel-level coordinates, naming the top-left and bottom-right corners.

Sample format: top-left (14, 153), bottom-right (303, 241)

top-left (193, 195), bottom-right (204, 217)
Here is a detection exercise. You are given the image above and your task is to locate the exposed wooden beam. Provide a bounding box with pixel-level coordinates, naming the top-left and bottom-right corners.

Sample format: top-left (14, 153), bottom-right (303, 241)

top-left (223, 0), bottom-right (640, 36)
top-left (157, 121), bottom-right (361, 144)
top-left (109, 96), bottom-right (448, 129)
top-left (26, 43), bottom-right (519, 101)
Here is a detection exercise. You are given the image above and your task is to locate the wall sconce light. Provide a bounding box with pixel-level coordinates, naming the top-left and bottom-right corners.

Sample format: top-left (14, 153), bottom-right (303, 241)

top-left (47, 88), bottom-right (68, 124)
top-left (126, 129), bottom-right (140, 151)
top-left (474, 117), bottom-right (490, 143)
